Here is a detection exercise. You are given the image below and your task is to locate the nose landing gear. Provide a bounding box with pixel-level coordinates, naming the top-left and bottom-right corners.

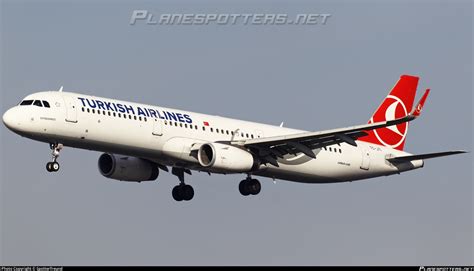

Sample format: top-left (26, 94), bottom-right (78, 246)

top-left (46, 143), bottom-right (63, 172)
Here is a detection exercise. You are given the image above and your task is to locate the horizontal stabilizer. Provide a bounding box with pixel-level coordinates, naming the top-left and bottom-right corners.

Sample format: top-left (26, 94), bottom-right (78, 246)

top-left (387, 150), bottom-right (467, 163)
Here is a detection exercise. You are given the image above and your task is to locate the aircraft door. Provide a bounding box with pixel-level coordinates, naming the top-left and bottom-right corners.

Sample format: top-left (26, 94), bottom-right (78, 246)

top-left (360, 147), bottom-right (370, 170)
top-left (152, 118), bottom-right (163, 136)
top-left (63, 96), bottom-right (78, 123)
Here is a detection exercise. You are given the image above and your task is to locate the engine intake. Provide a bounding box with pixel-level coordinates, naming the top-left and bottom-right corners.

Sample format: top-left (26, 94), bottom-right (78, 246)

top-left (98, 153), bottom-right (159, 182)
top-left (197, 143), bottom-right (259, 173)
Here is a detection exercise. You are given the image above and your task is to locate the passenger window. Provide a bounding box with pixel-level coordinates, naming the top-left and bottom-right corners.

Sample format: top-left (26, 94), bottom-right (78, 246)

top-left (184, 124), bottom-right (188, 128)
top-left (210, 128), bottom-right (214, 132)
top-left (195, 125), bottom-right (198, 130)
top-left (108, 112), bottom-right (111, 116)
top-left (20, 100), bottom-right (34, 106)
top-left (103, 111), bottom-right (106, 115)
top-left (139, 116), bottom-right (142, 121)
top-left (134, 116), bottom-right (137, 120)
top-left (339, 149), bottom-right (342, 153)
top-left (92, 109), bottom-right (96, 114)
top-left (42, 101), bottom-right (50, 108)
top-left (128, 115), bottom-right (132, 119)
top-left (246, 133), bottom-right (249, 138)
top-left (113, 112), bottom-right (116, 117)
top-left (251, 134), bottom-right (254, 139)
top-left (87, 108), bottom-right (90, 113)
top-left (118, 113), bottom-right (121, 117)
top-left (202, 127), bottom-right (206, 131)
top-left (226, 130), bottom-right (229, 135)
top-left (33, 100), bottom-right (43, 107)
top-left (82, 107), bottom-right (85, 112)
top-left (144, 117), bottom-right (147, 122)
top-left (329, 147), bottom-right (332, 152)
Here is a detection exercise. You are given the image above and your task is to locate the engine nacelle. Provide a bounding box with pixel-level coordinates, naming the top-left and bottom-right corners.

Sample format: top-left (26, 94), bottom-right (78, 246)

top-left (197, 143), bottom-right (259, 173)
top-left (98, 153), bottom-right (159, 182)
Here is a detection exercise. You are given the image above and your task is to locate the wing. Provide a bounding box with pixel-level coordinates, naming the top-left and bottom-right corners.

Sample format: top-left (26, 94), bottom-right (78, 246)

top-left (231, 114), bottom-right (415, 167)
top-left (230, 91), bottom-right (430, 167)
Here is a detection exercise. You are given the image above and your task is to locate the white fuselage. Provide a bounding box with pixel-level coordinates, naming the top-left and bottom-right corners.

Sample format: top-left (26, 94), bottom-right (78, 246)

top-left (2, 91), bottom-right (423, 183)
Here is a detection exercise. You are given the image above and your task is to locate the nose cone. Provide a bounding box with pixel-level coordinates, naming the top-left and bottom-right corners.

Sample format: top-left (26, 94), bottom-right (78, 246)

top-left (3, 108), bottom-right (17, 130)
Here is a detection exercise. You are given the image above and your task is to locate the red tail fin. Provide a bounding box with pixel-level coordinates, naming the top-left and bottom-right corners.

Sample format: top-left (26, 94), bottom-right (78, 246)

top-left (359, 75), bottom-right (419, 151)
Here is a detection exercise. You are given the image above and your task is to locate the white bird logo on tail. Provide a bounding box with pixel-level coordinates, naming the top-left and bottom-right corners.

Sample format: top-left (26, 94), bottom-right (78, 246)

top-left (385, 100), bottom-right (405, 137)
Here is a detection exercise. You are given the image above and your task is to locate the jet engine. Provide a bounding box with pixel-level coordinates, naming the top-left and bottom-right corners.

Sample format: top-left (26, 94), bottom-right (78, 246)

top-left (98, 153), bottom-right (159, 182)
top-left (197, 143), bottom-right (259, 173)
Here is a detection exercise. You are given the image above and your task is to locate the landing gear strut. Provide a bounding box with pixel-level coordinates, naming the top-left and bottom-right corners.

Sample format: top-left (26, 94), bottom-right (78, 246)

top-left (46, 143), bottom-right (63, 172)
top-left (171, 167), bottom-right (194, 201)
top-left (239, 176), bottom-right (261, 196)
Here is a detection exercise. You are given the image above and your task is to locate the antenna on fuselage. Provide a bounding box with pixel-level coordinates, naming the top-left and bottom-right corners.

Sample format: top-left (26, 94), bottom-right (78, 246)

top-left (58, 86), bottom-right (63, 92)
top-left (279, 122), bottom-right (284, 127)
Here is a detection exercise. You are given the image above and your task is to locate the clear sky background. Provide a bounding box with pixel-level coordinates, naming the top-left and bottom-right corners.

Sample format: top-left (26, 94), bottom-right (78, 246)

top-left (1, 0), bottom-right (472, 266)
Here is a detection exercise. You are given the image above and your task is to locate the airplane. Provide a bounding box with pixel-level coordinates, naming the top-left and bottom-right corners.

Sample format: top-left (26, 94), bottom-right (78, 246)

top-left (2, 75), bottom-right (466, 201)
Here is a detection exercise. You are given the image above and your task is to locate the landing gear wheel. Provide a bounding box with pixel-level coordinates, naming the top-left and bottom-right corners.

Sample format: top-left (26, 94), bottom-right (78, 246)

top-left (239, 179), bottom-right (250, 196)
top-left (52, 162), bottom-right (60, 172)
top-left (239, 178), bottom-right (261, 196)
top-left (172, 184), bottom-right (194, 201)
top-left (172, 185), bottom-right (183, 201)
top-left (182, 185), bottom-right (194, 201)
top-left (46, 162), bottom-right (53, 172)
top-left (182, 184), bottom-right (194, 201)
top-left (248, 179), bottom-right (261, 195)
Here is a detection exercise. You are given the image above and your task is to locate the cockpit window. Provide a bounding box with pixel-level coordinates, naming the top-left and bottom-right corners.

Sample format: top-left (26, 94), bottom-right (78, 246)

top-left (33, 100), bottom-right (43, 107)
top-left (42, 101), bottom-right (50, 108)
top-left (20, 100), bottom-right (34, 106)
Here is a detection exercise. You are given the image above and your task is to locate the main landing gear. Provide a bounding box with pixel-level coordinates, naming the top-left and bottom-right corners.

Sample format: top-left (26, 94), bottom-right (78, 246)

top-left (46, 143), bottom-right (63, 172)
top-left (171, 167), bottom-right (194, 201)
top-left (239, 176), bottom-right (261, 196)
top-left (168, 168), bottom-right (261, 201)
